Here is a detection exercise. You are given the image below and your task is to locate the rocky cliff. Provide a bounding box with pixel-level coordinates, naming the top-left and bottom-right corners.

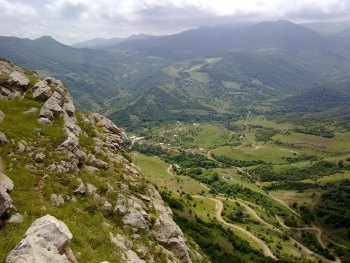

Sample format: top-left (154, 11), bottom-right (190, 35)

top-left (0, 59), bottom-right (208, 263)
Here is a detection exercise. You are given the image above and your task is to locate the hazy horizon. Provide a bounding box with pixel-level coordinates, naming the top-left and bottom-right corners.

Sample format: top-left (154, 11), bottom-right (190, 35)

top-left (1, 0), bottom-right (350, 44)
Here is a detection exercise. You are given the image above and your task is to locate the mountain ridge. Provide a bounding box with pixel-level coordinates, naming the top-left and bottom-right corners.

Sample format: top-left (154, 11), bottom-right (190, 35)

top-left (0, 59), bottom-right (207, 263)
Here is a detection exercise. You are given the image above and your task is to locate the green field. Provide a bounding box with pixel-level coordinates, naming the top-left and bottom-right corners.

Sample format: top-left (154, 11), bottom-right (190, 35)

top-left (131, 114), bottom-right (350, 262)
top-left (212, 145), bottom-right (296, 164)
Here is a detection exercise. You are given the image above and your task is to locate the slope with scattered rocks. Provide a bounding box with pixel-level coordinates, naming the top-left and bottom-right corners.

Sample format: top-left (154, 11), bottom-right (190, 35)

top-left (0, 59), bottom-right (208, 263)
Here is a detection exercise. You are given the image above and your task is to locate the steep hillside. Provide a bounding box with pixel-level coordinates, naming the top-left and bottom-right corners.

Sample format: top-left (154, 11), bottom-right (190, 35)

top-left (0, 59), bottom-right (208, 263)
top-left (111, 20), bottom-right (329, 58)
top-left (0, 36), bottom-right (170, 111)
top-left (2, 21), bottom-right (350, 131)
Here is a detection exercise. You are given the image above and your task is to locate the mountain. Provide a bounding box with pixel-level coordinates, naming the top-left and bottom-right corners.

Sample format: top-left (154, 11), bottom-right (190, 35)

top-left (110, 20), bottom-right (329, 59)
top-left (302, 20), bottom-right (350, 35)
top-left (71, 37), bottom-right (125, 48)
top-left (71, 34), bottom-right (154, 49)
top-left (0, 35), bottom-right (171, 111)
top-left (0, 59), bottom-right (207, 262)
top-left (1, 20), bottom-right (350, 129)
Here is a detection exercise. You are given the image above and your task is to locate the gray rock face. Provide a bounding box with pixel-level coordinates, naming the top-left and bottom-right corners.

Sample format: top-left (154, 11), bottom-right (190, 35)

top-left (8, 213), bottom-right (24, 224)
top-left (51, 194), bottom-right (65, 207)
top-left (34, 152), bottom-right (45, 163)
top-left (151, 187), bottom-right (192, 263)
top-left (164, 237), bottom-right (191, 263)
top-left (0, 173), bottom-right (14, 192)
top-left (0, 188), bottom-right (12, 217)
top-left (38, 117), bottom-right (52, 126)
top-left (58, 134), bottom-right (78, 152)
top-left (43, 96), bottom-right (63, 116)
top-left (39, 106), bottom-right (54, 121)
top-left (62, 98), bottom-right (75, 117)
top-left (123, 207), bottom-right (150, 231)
top-left (125, 250), bottom-right (146, 263)
top-left (8, 71), bottom-right (29, 89)
top-left (0, 173), bottom-right (13, 217)
top-left (33, 86), bottom-right (52, 100)
top-left (6, 215), bottom-right (75, 263)
top-left (18, 142), bottom-right (26, 153)
top-left (88, 154), bottom-right (108, 170)
top-left (74, 183), bottom-right (86, 195)
top-left (0, 60), bottom-right (13, 75)
top-left (23, 107), bottom-right (38, 114)
top-left (0, 131), bottom-right (8, 145)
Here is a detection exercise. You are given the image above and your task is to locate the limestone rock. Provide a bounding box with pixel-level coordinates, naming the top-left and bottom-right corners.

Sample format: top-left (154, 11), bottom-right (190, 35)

top-left (6, 215), bottom-right (75, 263)
top-left (18, 142), bottom-right (25, 153)
top-left (125, 250), bottom-right (145, 263)
top-left (45, 77), bottom-right (63, 86)
top-left (163, 237), bottom-right (191, 263)
top-left (72, 148), bottom-right (87, 163)
top-left (51, 194), bottom-right (65, 207)
top-left (33, 85), bottom-right (52, 100)
top-left (8, 213), bottom-right (24, 224)
top-left (103, 200), bottom-right (112, 210)
top-left (58, 133), bottom-right (78, 152)
top-left (35, 152), bottom-right (45, 163)
top-left (23, 107), bottom-right (38, 114)
top-left (8, 71), bottom-right (29, 89)
top-left (115, 194), bottom-right (127, 214)
top-left (150, 186), bottom-right (192, 263)
top-left (43, 96), bottom-right (63, 116)
top-left (86, 184), bottom-right (97, 195)
top-left (38, 117), bottom-right (52, 126)
top-left (0, 60), bottom-right (13, 75)
top-left (63, 98), bottom-right (75, 117)
top-left (0, 173), bottom-right (14, 192)
top-left (39, 106), bottom-right (54, 121)
top-left (0, 131), bottom-right (8, 145)
top-left (74, 183), bottom-right (86, 195)
top-left (123, 206), bottom-right (150, 231)
top-left (0, 188), bottom-right (12, 217)
top-left (52, 91), bottom-right (62, 100)
top-left (85, 165), bottom-right (99, 174)
top-left (88, 154), bottom-right (108, 170)
top-left (89, 113), bottom-right (126, 138)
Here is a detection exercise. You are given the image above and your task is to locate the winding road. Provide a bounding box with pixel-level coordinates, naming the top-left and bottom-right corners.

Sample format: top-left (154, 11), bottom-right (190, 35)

top-left (193, 195), bottom-right (278, 260)
top-left (167, 164), bottom-right (173, 175)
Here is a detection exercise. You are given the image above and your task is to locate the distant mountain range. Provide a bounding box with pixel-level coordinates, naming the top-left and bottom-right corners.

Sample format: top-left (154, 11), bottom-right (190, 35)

top-left (1, 20), bottom-right (350, 129)
top-left (71, 34), bottom-right (153, 49)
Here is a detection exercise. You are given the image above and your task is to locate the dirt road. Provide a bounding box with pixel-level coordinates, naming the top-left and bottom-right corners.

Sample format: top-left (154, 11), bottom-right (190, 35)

top-left (194, 195), bottom-right (278, 260)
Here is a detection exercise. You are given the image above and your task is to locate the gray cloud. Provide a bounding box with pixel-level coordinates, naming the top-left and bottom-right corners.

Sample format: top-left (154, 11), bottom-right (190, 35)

top-left (1, 0), bottom-right (350, 44)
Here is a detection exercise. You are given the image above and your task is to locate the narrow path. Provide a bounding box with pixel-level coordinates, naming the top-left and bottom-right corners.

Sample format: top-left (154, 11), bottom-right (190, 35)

top-left (269, 192), bottom-right (301, 217)
top-left (220, 197), bottom-right (277, 231)
top-left (206, 149), bottom-right (215, 161)
top-left (200, 183), bottom-right (210, 191)
top-left (167, 164), bottom-right (173, 176)
top-left (276, 217), bottom-right (342, 263)
top-left (193, 195), bottom-right (278, 260)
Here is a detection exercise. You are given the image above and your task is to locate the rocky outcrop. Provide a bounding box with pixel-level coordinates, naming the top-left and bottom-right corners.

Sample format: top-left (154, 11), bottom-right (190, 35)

top-left (0, 173), bottom-right (13, 217)
top-left (0, 61), bottom-right (207, 263)
top-left (33, 85), bottom-right (52, 100)
top-left (0, 61), bottom-right (28, 98)
top-left (6, 215), bottom-right (77, 263)
top-left (0, 131), bottom-right (8, 145)
top-left (150, 187), bottom-right (192, 263)
top-left (8, 71), bottom-right (29, 90)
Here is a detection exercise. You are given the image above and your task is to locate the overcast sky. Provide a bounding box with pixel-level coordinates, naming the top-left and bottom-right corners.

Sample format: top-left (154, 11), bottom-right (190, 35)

top-left (1, 0), bottom-right (350, 44)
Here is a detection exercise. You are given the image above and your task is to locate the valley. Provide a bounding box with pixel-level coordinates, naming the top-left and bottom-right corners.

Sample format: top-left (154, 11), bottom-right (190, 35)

top-left (131, 114), bottom-right (350, 262)
top-left (1, 18), bottom-right (350, 263)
